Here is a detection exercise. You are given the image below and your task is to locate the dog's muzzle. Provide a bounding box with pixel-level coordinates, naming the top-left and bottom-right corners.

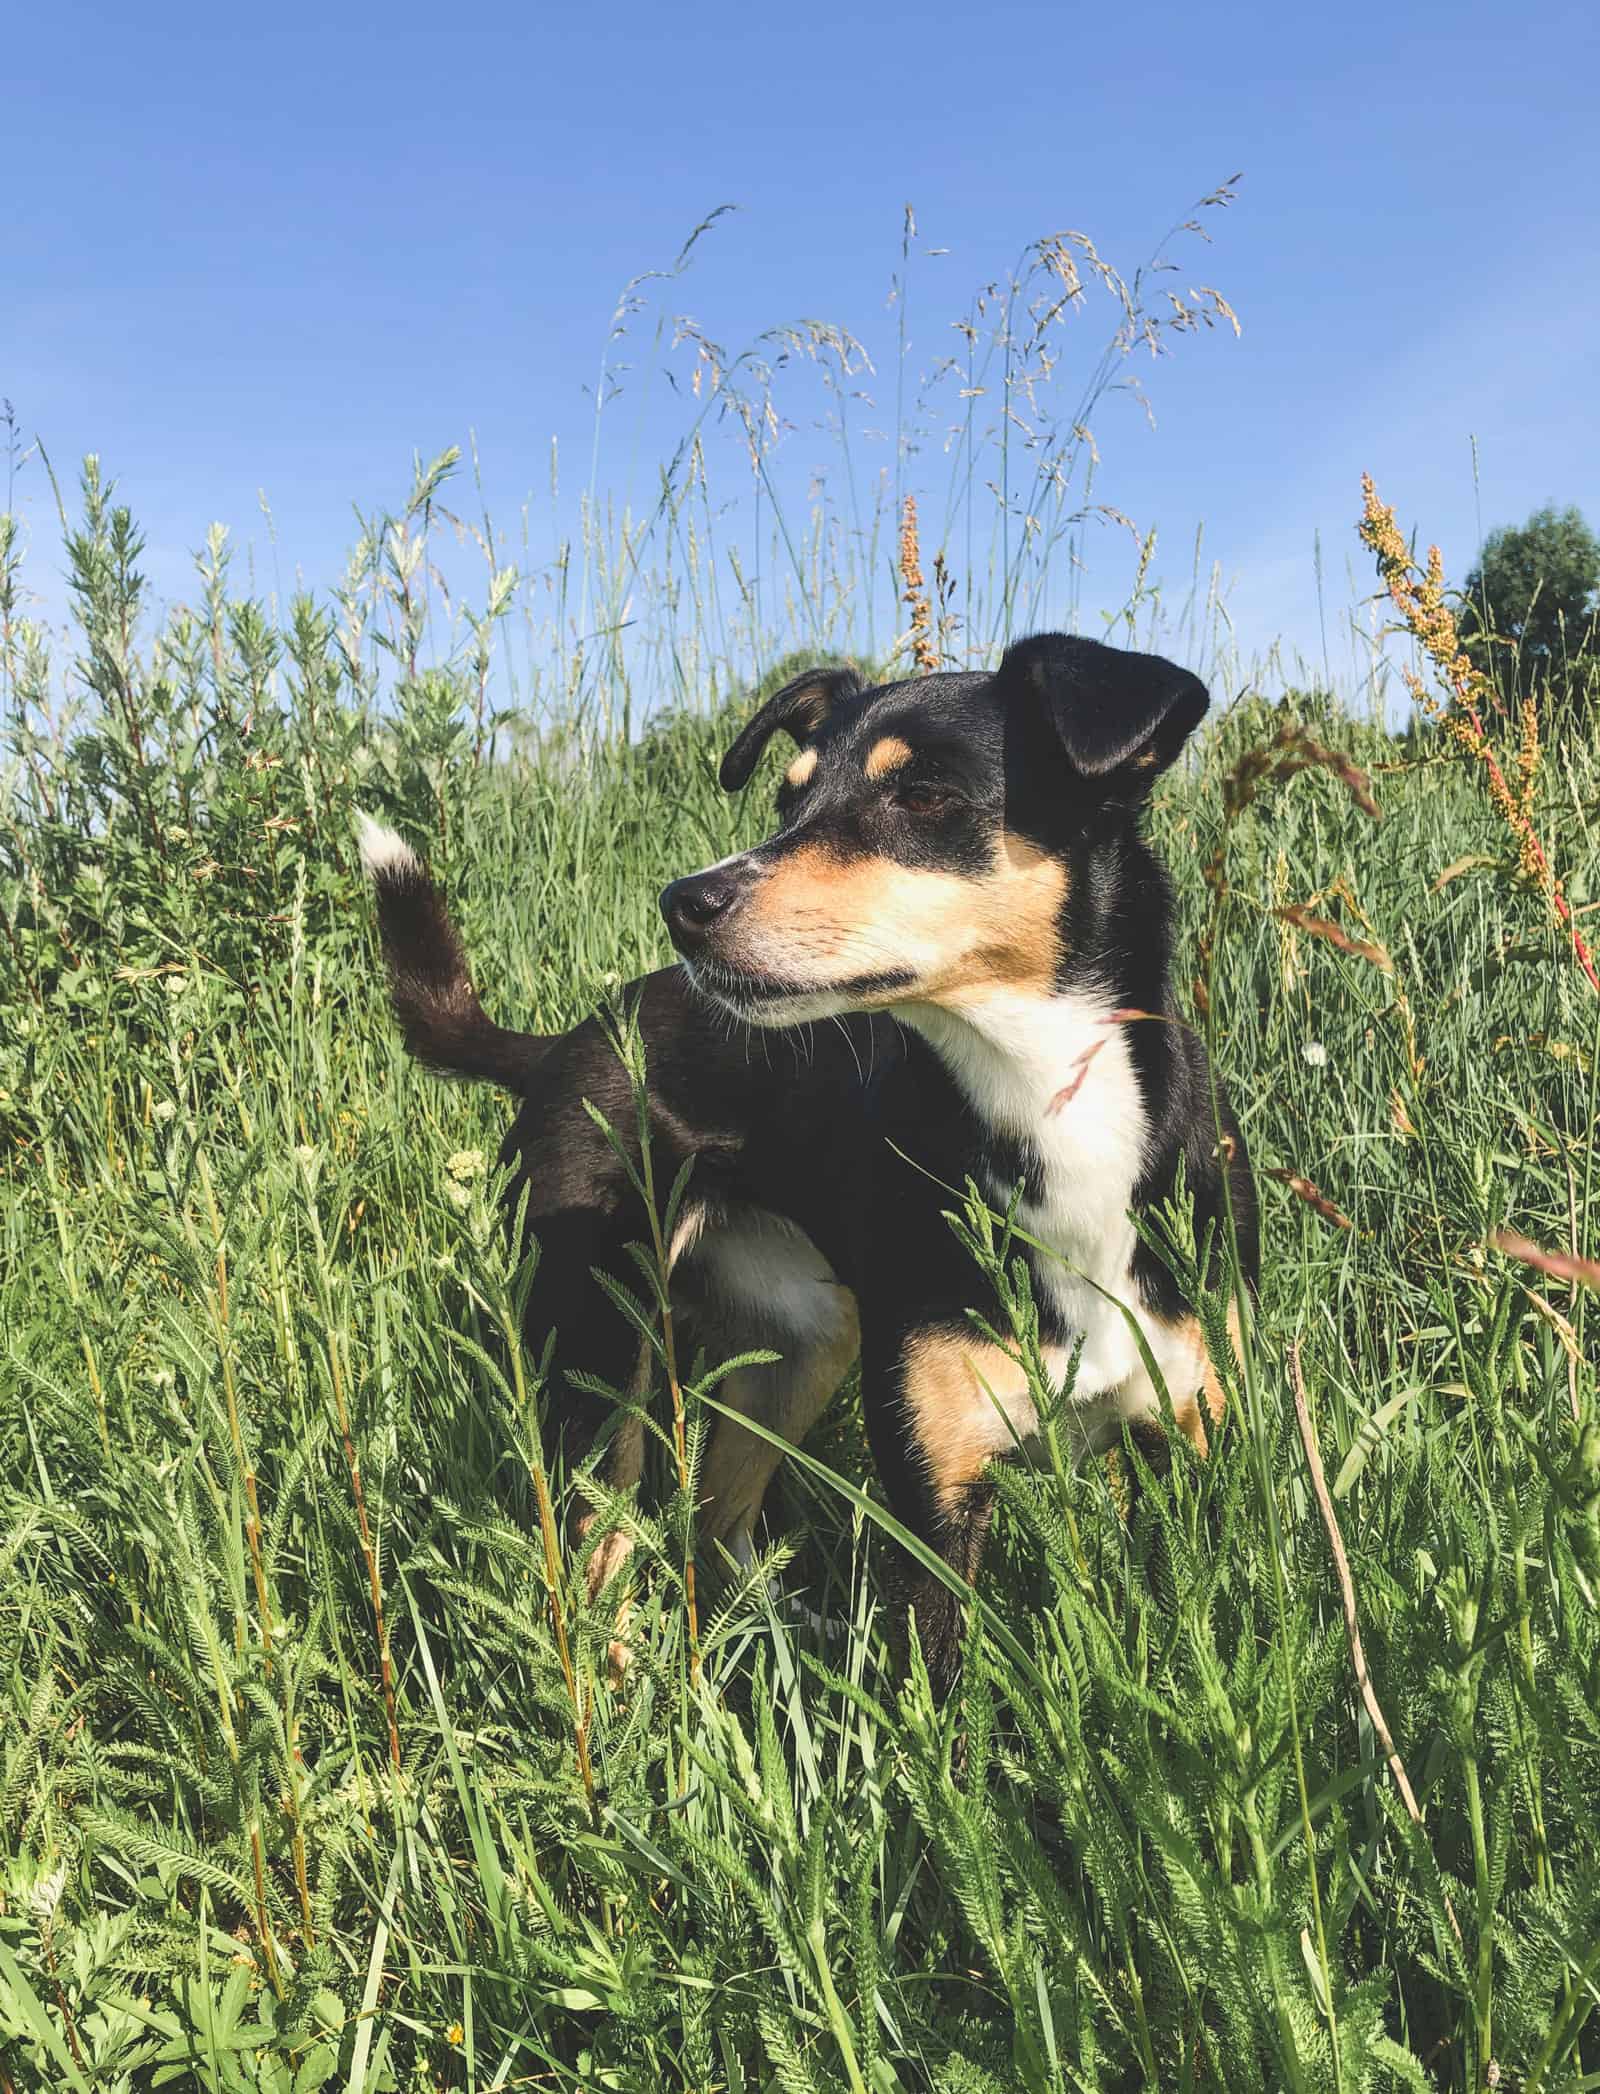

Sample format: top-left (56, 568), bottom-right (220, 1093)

top-left (660, 860), bottom-right (757, 958)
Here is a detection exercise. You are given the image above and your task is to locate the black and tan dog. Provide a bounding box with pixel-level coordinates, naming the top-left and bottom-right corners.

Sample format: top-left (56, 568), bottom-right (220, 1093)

top-left (362, 633), bottom-right (1256, 1692)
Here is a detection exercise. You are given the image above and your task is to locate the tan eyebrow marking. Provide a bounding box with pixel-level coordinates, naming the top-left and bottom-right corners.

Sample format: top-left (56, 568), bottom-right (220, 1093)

top-left (864, 735), bottom-right (913, 779)
top-left (784, 747), bottom-right (818, 787)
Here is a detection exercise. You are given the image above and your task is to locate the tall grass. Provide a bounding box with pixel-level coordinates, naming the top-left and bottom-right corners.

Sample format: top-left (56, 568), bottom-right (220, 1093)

top-left (3, 207), bottom-right (1600, 2091)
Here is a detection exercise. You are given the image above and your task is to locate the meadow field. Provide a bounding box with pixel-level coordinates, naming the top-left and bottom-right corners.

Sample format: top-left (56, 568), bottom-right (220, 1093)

top-left (3, 220), bottom-right (1600, 2091)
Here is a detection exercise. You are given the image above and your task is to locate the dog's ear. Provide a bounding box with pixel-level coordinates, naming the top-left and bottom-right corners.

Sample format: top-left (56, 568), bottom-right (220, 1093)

top-left (996, 633), bottom-right (1208, 783)
top-left (719, 664), bottom-right (863, 791)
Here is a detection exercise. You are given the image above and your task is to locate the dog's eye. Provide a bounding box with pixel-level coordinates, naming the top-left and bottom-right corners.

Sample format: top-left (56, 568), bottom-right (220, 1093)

top-left (894, 782), bottom-right (954, 815)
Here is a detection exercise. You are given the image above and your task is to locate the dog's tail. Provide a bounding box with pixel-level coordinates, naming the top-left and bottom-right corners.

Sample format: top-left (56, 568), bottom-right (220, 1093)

top-left (357, 813), bottom-right (547, 1092)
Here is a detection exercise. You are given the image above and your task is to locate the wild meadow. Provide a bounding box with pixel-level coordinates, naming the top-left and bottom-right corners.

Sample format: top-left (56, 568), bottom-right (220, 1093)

top-left (2, 199), bottom-right (1599, 2091)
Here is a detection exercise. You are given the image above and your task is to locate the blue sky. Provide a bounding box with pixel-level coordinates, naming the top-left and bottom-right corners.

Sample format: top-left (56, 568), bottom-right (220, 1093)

top-left (8, 0), bottom-right (1598, 700)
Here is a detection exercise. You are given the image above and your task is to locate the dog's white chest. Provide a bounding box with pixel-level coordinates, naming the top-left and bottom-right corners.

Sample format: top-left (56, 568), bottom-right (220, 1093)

top-left (909, 990), bottom-right (1182, 1423)
top-left (1009, 1033), bottom-right (1151, 1399)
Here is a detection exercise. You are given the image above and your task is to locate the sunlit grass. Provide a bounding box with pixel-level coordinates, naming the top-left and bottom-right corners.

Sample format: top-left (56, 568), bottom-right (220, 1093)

top-left (3, 204), bottom-right (1599, 2087)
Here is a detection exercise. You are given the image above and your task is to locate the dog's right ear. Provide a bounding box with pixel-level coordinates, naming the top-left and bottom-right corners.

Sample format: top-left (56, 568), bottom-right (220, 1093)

top-left (995, 632), bottom-right (1208, 784)
top-left (718, 664), bottom-right (863, 791)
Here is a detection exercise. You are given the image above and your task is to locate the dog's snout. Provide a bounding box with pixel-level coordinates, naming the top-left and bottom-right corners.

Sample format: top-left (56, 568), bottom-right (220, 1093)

top-left (661, 867), bottom-right (745, 952)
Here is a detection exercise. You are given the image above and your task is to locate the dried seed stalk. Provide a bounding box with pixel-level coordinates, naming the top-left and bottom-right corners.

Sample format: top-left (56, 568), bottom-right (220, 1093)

top-left (1359, 476), bottom-right (1599, 995)
top-left (1290, 1342), bottom-right (1463, 1947)
top-left (1267, 1168), bottom-right (1353, 1232)
top-left (899, 496), bottom-right (937, 674)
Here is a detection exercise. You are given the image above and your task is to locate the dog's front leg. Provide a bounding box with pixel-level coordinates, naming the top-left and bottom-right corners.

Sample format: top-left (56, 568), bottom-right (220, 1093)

top-left (861, 1322), bottom-right (1040, 1701)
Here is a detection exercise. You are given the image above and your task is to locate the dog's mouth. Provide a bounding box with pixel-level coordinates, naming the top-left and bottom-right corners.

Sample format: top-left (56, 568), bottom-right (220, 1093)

top-left (683, 957), bottom-right (917, 1026)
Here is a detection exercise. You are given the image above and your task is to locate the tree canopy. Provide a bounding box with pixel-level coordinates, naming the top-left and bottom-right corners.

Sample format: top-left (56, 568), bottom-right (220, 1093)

top-left (1461, 503), bottom-right (1600, 700)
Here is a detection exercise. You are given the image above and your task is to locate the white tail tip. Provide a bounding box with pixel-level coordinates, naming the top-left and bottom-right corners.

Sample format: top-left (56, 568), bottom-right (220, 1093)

top-left (354, 811), bottom-right (420, 880)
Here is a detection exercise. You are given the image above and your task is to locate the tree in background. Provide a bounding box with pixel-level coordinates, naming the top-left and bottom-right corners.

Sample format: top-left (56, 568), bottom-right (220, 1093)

top-left (1460, 502), bottom-right (1600, 707)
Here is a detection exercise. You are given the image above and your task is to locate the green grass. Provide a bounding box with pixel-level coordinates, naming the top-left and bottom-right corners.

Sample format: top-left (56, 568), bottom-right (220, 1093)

top-left (3, 360), bottom-right (1600, 2082)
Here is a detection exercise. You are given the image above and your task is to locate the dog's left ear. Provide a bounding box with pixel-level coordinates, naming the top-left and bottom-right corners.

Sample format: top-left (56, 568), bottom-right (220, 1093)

top-left (719, 663), bottom-right (864, 791)
top-left (996, 633), bottom-right (1208, 783)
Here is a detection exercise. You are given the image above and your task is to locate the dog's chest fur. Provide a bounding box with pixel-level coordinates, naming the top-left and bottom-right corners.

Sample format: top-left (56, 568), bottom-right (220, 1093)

top-left (671, 988), bottom-right (1201, 1461)
top-left (907, 989), bottom-right (1183, 1432)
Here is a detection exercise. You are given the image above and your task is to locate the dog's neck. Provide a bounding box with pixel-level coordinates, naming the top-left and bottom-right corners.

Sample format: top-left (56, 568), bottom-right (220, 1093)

top-left (902, 986), bottom-right (1130, 1137)
top-left (901, 985), bottom-right (1154, 1307)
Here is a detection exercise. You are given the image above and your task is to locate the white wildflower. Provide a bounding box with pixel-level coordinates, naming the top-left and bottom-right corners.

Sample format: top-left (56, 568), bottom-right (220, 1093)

top-left (1302, 1041), bottom-right (1328, 1068)
top-left (29, 1861), bottom-right (68, 1925)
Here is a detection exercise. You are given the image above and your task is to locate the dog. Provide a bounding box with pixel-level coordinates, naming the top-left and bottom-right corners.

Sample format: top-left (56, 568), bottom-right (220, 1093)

top-left (362, 632), bottom-right (1257, 1694)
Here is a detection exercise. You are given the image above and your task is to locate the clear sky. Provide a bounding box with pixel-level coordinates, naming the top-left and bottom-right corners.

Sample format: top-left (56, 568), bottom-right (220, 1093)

top-left (8, 0), bottom-right (1598, 702)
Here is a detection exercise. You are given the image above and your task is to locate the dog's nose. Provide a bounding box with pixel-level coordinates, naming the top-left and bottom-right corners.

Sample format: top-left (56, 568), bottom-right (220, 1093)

top-left (661, 870), bottom-right (742, 952)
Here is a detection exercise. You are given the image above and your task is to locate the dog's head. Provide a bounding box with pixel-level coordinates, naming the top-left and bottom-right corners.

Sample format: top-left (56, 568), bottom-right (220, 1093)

top-left (661, 633), bottom-right (1208, 1026)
